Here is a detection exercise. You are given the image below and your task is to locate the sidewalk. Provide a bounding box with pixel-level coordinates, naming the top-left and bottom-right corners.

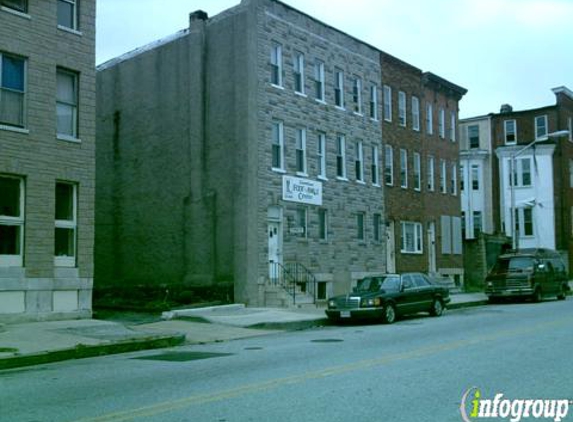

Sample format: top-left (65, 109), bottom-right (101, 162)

top-left (0, 291), bottom-right (488, 370)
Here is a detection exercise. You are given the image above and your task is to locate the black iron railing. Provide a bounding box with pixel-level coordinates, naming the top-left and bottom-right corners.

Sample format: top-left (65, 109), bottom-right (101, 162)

top-left (269, 261), bottom-right (317, 305)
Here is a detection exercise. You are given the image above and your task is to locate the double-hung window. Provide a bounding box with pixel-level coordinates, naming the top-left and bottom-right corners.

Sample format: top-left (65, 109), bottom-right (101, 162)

top-left (57, 0), bottom-right (78, 30)
top-left (412, 96), bottom-right (420, 131)
top-left (369, 85), bottom-right (378, 120)
top-left (270, 43), bottom-right (282, 87)
top-left (293, 52), bottom-right (305, 95)
top-left (0, 53), bottom-right (26, 128)
top-left (383, 85), bottom-right (392, 122)
top-left (296, 207), bottom-right (307, 239)
top-left (373, 214), bottom-right (381, 242)
top-left (271, 121), bottom-right (284, 171)
top-left (295, 128), bottom-right (307, 175)
top-left (1, 0), bottom-right (27, 13)
top-left (384, 145), bottom-right (393, 186)
top-left (55, 182), bottom-right (77, 267)
top-left (355, 141), bottom-right (364, 182)
top-left (511, 158), bottom-right (532, 187)
top-left (353, 78), bottom-right (362, 114)
top-left (427, 156), bottom-right (435, 191)
top-left (318, 209), bottom-right (328, 240)
top-left (471, 164), bottom-right (480, 190)
top-left (400, 149), bottom-right (408, 188)
top-left (398, 91), bottom-right (406, 126)
top-left (356, 212), bottom-right (365, 241)
top-left (504, 120), bottom-right (516, 144)
top-left (401, 222), bottom-right (423, 254)
top-left (371, 145), bottom-right (379, 186)
top-left (440, 159), bottom-right (446, 193)
top-left (0, 175), bottom-right (24, 266)
top-left (468, 125), bottom-right (479, 149)
top-left (56, 68), bottom-right (78, 139)
top-left (336, 134), bottom-right (346, 179)
top-left (451, 163), bottom-right (457, 195)
top-left (334, 69), bottom-right (344, 108)
top-left (426, 102), bottom-right (433, 135)
top-left (317, 132), bottom-right (327, 179)
top-left (450, 111), bottom-right (456, 142)
top-left (535, 115), bottom-right (548, 139)
top-left (413, 152), bottom-right (421, 191)
top-left (314, 60), bottom-right (325, 102)
top-left (439, 108), bottom-right (445, 138)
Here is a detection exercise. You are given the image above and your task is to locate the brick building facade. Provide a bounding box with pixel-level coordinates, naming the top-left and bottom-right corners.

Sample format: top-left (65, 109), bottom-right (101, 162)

top-left (0, 0), bottom-right (96, 321)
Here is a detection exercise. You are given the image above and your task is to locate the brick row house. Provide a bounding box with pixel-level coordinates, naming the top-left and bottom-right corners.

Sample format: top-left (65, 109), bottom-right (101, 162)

top-left (460, 87), bottom-right (573, 269)
top-left (95, 0), bottom-right (466, 306)
top-left (0, 0), bottom-right (95, 321)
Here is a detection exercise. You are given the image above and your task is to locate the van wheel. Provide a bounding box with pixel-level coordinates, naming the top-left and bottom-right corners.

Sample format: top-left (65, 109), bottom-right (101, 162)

top-left (557, 285), bottom-right (567, 301)
top-left (383, 303), bottom-right (396, 324)
top-left (430, 298), bottom-right (443, 317)
top-left (532, 288), bottom-right (542, 303)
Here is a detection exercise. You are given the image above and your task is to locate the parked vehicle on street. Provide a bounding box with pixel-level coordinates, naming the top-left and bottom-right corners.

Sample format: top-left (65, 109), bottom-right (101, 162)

top-left (325, 273), bottom-right (451, 324)
top-left (485, 248), bottom-right (569, 302)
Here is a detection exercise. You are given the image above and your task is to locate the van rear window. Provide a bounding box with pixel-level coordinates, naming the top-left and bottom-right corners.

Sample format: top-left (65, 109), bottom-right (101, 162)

top-left (491, 257), bottom-right (534, 274)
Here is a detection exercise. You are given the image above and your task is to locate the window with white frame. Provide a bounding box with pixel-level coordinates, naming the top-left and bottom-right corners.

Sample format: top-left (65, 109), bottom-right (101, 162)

top-left (293, 52), bottom-right (305, 95)
top-left (56, 68), bottom-right (78, 138)
top-left (439, 108), bottom-right (445, 138)
top-left (398, 91), bottom-right (406, 126)
top-left (401, 221), bottom-right (423, 253)
top-left (383, 85), bottom-right (392, 122)
top-left (296, 207), bottom-right (307, 238)
top-left (440, 159), bottom-right (446, 193)
top-left (295, 128), bottom-right (307, 175)
top-left (355, 141), bottom-right (364, 182)
top-left (468, 124), bottom-right (479, 149)
top-left (1, 0), bottom-right (27, 13)
top-left (460, 164), bottom-right (465, 191)
top-left (373, 213), bottom-right (381, 242)
top-left (535, 115), bottom-right (548, 139)
top-left (336, 134), bottom-right (346, 179)
top-left (271, 121), bottom-right (284, 171)
top-left (450, 111), bottom-right (456, 142)
top-left (451, 163), bottom-right (457, 195)
top-left (511, 157), bottom-right (532, 187)
top-left (471, 164), bottom-right (480, 190)
top-left (473, 211), bottom-right (482, 237)
top-left (270, 43), bottom-right (282, 87)
top-left (317, 132), bottom-right (327, 179)
top-left (412, 96), bottom-right (420, 131)
top-left (426, 102), bottom-right (433, 135)
top-left (0, 175), bottom-right (24, 266)
top-left (400, 149), bottom-right (408, 188)
top-left (334, 68), bottom-right (344, 108)
top-left (314, 60), bottom-right (325, 102)
top-left (370, 85), bottom-right (378, 120)
top-left (353, 78), bottom-right (362, 114)
top-left (0, 52), bottom-right (26, 128)
top-left (318, 208), bottom-right (327, 240)
top-left (514, 208), bottom-right (533, 237)
top-left (427, 156), bottom-right (435, 191)
top-left (357, 212), bottom-right (365, 240)
top-left (384, 145), bottom-right (393, 186)
top-left (57, 0), bottom-right (78, 30)
top-left (413, 152), bottom-right (421, 191)
top-left (504, 119), bottom-right (516, 144)
top-left (55, 182), bottom-right (77, 267)
top-left (371, 145), bottom-right (379, 186)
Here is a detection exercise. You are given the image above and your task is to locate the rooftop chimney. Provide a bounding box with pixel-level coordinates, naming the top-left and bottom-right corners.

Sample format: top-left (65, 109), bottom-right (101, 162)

top-left (500, 104), bottom-right (513, 114)
top-left (190, 10), bottom-right (208, 23)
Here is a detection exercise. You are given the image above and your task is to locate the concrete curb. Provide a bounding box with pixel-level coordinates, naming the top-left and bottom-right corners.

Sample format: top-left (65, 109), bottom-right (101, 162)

top-left (0, 334), bottom-right (186, 371)
top-left (162, 304), bottom-right (246, 321)
top-left (447, 299), bottom-right (490, 310)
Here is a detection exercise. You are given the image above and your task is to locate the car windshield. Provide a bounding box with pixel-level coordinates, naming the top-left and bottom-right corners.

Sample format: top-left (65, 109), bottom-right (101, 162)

top-left (491, 257), bottom-right (534, 274)
top-left (355, 276), bottom-right (400, 292)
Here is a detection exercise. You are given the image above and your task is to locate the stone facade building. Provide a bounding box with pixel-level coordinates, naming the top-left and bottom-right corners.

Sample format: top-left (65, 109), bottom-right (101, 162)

top-left (0, 0), bottom-right (96, 321)
top-left (96, 0), bottom-right (465, 306)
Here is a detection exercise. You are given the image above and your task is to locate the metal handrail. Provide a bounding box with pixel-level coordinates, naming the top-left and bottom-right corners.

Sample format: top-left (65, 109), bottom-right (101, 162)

top-left (269, 261), bottom-right (317, 305)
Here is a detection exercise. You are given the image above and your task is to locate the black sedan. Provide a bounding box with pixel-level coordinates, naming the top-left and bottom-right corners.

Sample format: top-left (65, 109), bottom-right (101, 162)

top-left (325, 273), bottom-right (451, 324)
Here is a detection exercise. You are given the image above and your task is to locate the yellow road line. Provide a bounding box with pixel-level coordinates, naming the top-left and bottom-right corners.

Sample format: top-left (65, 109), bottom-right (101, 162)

top-left (71, 316), bottom-right (572, 422)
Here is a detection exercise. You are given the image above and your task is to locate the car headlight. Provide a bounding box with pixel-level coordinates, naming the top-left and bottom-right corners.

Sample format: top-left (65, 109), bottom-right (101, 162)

top-left (328, 300), bottom-right (336, 308)
top-left (361, 298), bottom-right (381, 307)
top-left (487, 281), bottom-right (493, 287)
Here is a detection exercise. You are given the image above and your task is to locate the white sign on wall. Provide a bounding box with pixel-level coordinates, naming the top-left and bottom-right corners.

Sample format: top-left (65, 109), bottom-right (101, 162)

top-left (282, 175), bottom-right (323, 206)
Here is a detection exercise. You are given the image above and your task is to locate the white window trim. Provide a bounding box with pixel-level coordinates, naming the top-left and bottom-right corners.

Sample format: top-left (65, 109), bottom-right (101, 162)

top-left (440, 159), bottom-right (447, 193)
top-left (271, 121), bottom-right (285, 172)
top-left (57, 0), bottom-right (78, 31)
top-left (504, 119), bottom-right (517, 144)
top-left (401, 221), bottom-right (423, 254)
top-left (295, 128), bottom-right (307, 176)
top-left (413, 152), bottom-right (421, 191)
top-left (451, 163), bottom-right (457, 196)
top-left (56, 68), bottom-right (78, 139)
top-left (515, 207), bottom-right (535, 238)
top-left (450, 111), bottom-right (456, 142)
top-left (370, 85), bottom-right (378, 121)
top-left (336, 135), bottom-right (347, 180)
top-left (398, 91), bottom-right (406, 127)
top-left (0, 175), bottom-right (24, 267)
top-left (54, 182), bottom-right (77, 267)
top-left (314, 60), bottom-right (325, 103)
top-left (383, 85), bottom-right (392, 122)
top-left (270, 43), bottom-right (283, 88)
top-left (371, 145), bottom-right (380, 186)
top-left (439, 108), bottom-right (445, 139)
top-left (427, 156), bottom-right (435, 192)
top-left (317, 132), bottom-right (327, 180)
top-left (293, 52), bottom-right (305, 96)
top-left (534, 115), bottom-right (548, 139)
top-left (385, 145), bottom-right (393, 186)
top-left (400, 149), bottom-right (408, 189)
top-left (426, 103), bottom-right (433, 135)
top-left (471, 164), bottom-right (480, 191)
top-left (512, 157), bottom-right (532, 187)
top-left (412, 96), bottom-right (420, 131)
top-left (353, 78), bottom-right (362, 115)
top-left (319, 208), bottom-right (328, 241)
top-left (355, 141), bottom-right (364, 182)
top-left (334, 69), bottom-right (345, 110)
top-left (0, 52), bottom-right (27, 129)
top-left (296, 207), bottom-right (308, 239)
top-left (1, 4), bottom-right (31, 19)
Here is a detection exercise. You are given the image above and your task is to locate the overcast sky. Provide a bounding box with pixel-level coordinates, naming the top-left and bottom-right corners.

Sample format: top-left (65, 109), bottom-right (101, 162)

top-left (96, 0), bottom-right (573, 118)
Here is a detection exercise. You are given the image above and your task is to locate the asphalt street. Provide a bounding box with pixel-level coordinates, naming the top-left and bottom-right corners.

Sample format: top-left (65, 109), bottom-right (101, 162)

top-left (2, 300), bottom-right (573, 422)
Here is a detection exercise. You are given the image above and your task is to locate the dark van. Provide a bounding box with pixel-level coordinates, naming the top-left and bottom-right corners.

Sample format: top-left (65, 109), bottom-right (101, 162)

top-left (485, 248), bottom-right (569, 302)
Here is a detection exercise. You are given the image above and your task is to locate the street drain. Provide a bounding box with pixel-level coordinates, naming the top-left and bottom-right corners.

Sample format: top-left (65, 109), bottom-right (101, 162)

top-left (311, 339), bottom-right (343, 343)
top-left (133, 351), bottom-right (233, 362)
top-left (244, 347), bottom-right (263, 350)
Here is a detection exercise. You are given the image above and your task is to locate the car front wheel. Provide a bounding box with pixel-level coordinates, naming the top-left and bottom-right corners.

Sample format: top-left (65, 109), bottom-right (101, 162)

top-left (383, 303), bottom-right (396, 324)
top-left (430, 298), bottom-right (444, 317)
top-left (557, 285), bottom-right (567, 301)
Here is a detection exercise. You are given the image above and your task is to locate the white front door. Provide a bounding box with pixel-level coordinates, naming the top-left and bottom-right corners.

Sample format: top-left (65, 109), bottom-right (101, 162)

top-left (268, 222), bottom-right (282, 280)
top-left (386, 221), bottom-right (396, 273)
top-left (428, 222), bottom-right (436, 274)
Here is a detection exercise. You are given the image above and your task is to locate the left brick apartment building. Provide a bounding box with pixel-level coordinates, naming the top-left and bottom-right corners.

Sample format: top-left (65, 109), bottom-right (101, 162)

top-left (0, 0), bottom-right (95, 321)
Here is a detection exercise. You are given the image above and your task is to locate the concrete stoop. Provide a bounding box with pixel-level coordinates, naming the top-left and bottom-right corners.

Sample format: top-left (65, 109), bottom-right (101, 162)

top-left (264, 284), bottom-right (317, 309)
